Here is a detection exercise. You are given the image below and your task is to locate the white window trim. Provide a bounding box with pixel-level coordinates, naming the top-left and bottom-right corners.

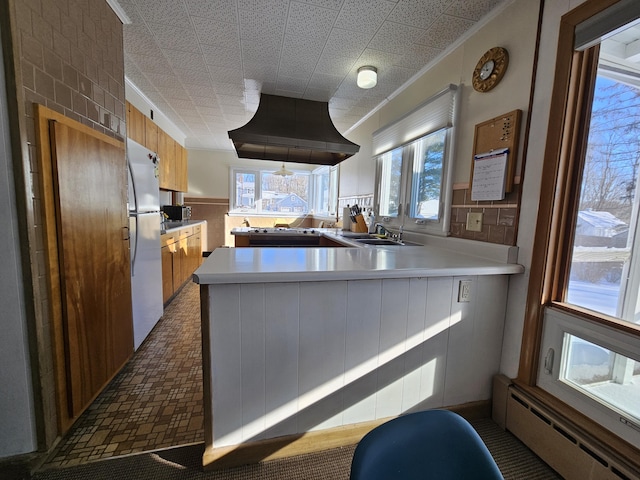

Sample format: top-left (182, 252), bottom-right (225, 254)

top-left (372, 85), bottom-right (460, 237)
top-left (538, 307), bottom-right (640, 447)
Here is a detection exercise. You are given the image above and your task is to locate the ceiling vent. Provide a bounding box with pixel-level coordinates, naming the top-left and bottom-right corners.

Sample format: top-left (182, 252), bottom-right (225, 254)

top-left (228, 94), bottom-right (360, 166)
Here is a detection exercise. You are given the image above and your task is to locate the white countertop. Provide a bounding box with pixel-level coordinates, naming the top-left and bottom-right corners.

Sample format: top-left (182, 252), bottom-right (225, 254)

top-left (161, 219), bottom-right (206, 234)
top-left (194, 239), bottom-right (524, 284)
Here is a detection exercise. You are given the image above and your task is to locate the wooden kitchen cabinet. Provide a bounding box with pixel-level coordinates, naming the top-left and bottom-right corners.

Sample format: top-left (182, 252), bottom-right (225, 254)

top-left (144, 116), bottom-right (158, 152)
top-left (158, 129), bottom-right (173, 190)
top-left (161, 224), bottom-right (202, 305)
top-left (126, 101), bottom-right (145, 146)
top-left (126, 101), bottom-right (187, 192)
top-left (175, 143), bottom-right (188, 192)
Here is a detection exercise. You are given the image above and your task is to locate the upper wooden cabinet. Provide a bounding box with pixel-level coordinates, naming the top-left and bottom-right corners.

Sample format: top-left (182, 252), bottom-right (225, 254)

top-left (126, 101), bottom-right (187, 192)
top-left (144, 116), bottom-right (158, 153)
top-left (175, 143), bottom-right (188, 192)
top-left (126, 102), bottom-right (145, 146)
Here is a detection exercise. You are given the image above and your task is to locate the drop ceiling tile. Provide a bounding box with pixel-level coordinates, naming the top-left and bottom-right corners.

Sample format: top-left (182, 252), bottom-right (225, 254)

top-left (208, 67), bottom-right (244, 85)
top-left (145, 73), bottom-right (184, 89)
top-left (213, 83), bottom-right (245, 96)
top-left (192, 16), bottom-right (240, 49)
top-left (308, 72), bottom-right (344, 90)
top-left (287, 1), bottom-right (338, 38)
top-left (387, 0), bottom-right (450, 28)
top-left (217, 93), bottom-right (244, 106)
top-left (281, 36), bottom-right (325, 65)
top-left (197, 105), bottom-right (223, 115)
top-left (135, 0), bottom-right (191, 28)
top-left (315, 55), bottom-right (357, 77)
top-left (178, 71), bottom-right (213, 87)
top-left (368, 21), bottom-right (426, 55)
top-left (185, 0), bottom-right (238, 22)
top-left (446, 0), bottom-right (504, 21)
top-left (183, 83), bottom-right (216, 97)
top-left (124, 26), bottom-right (164, 57)
top-left (166, 99), bottom-right (199, 110)
top-left (191, 96), bottom-right (222, 107)
top-left (126, 52), bottom-right (173, 75)
top-left (163, 51), bottom-right (209, 72)
top-left (334, 0), bottom-right (396, 34)
top-left (322, 28), bottom-right (374, 59)
top-left (303, 88), bottom-right (334, 102)
top-left (417, 14), bottom-right (474, 49)
top-left (276, 76), bottom-right (307, 94)
top-left (202, 46), bottom-right (243, 69)
top-left (242, 42), bottom-right (282, 65)
top-left (394, 44), bottom-right (443, 69)
top-left (356, 48), bottom-right (400, 72)
top-left (238, 7), bottom-right (286, 44)
top-left (151, 25), bottom-right (201, 53)
top-left (297, 0), bottom-right (345, 9)
top-left (221, 103), bottom-right (248, 115)
top-left (242, 63), bottom-right (278, 81)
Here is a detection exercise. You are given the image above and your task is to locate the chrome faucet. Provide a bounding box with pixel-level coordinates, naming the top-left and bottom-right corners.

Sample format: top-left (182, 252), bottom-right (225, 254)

top-left (374, 223), bottom-right (404, 243)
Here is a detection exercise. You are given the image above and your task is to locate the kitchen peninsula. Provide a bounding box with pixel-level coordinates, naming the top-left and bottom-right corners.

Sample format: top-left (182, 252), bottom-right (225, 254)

top-left (194, 231), bottom-right (524, 469)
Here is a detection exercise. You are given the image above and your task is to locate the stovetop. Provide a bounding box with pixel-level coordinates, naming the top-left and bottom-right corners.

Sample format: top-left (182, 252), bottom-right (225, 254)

top-left (248, 227), bottom-right (319, 235)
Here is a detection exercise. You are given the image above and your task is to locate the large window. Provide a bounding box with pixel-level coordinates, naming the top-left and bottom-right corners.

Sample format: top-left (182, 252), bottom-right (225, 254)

top-left (373, 85), bottom-right (458, 236)
top-left (230, 167), bottom-right (310, 215)
top-left (527, 0), bottom-right (640, 451)
top-left (230, 165), bottom-right (337, 217)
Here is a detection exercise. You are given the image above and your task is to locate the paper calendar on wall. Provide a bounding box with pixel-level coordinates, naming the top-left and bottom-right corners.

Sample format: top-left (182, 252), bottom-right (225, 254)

top-left (471, 148), bottom-right (509, 201)
top-left (469, 109), bottom-right (522, 200)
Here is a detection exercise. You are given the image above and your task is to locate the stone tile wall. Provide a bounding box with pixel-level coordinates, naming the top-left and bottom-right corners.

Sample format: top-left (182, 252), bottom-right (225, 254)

top-left (8, 0), bottom-right (125, 448)
top-left (449, 183), bottom-right (520, 246)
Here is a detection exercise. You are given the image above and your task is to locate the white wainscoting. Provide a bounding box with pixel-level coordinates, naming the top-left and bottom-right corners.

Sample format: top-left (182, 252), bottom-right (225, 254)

top-left (204, 275), bottom-right (509, 447)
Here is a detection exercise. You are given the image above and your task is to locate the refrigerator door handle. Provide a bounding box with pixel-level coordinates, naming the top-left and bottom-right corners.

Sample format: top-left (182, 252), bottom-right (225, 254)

top-left (128, 160), bottom-right (139, 213)
top-left (130, 216), bottom-right (138, 277)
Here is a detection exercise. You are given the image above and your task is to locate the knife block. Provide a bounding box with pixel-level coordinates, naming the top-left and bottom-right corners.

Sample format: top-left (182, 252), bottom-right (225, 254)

top-left (351, 214), bottom-right (368, 233)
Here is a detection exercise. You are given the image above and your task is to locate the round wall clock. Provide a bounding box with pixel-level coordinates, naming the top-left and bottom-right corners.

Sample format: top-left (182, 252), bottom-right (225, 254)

top-left (472, 47), bottom-right (509, 92)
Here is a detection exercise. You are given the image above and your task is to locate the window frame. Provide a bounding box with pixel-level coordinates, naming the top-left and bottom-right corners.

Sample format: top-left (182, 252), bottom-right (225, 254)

top-left (372, 84), bottom-right (459, 236)
top-left (229, 166), bottom-right (326, 216)
top-left (519, 0), bottom-right (640, 463)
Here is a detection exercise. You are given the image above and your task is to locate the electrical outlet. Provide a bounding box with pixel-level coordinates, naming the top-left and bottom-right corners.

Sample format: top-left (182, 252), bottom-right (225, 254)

top-left (458, 280), bottom-right (472, 302)
top-left (466, 212), bottom-right (483, 232)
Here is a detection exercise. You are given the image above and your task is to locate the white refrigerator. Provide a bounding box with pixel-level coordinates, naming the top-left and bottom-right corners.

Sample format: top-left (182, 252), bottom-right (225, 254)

top-left (127, 138), bottom-right (163, 350)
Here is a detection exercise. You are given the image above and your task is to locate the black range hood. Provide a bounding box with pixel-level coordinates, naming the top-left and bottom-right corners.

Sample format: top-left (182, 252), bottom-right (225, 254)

top-left (228, 94), bottom-right (360, 166)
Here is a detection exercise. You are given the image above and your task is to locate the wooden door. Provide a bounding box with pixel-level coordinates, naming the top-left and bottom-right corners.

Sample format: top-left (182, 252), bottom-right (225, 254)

top-left (50, 121), bottom-right (133, 417)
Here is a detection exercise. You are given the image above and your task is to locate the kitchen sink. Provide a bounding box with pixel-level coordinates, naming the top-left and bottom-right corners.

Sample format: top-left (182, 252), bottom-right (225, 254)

top-left (355, 238), bottom-right (422, 246)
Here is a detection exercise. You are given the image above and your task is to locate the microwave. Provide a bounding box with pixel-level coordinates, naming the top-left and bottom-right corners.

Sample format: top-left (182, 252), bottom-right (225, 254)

top-left (162, 205), bottom-right (191, 221)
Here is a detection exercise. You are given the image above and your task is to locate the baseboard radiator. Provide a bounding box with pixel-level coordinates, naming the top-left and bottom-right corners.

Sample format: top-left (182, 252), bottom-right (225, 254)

top-left (494, 377), bottom-right (639, 480)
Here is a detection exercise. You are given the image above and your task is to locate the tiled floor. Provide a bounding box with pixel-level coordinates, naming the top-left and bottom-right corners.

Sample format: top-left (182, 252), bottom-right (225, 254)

top-left (43, 282), bottom-right (204, 468)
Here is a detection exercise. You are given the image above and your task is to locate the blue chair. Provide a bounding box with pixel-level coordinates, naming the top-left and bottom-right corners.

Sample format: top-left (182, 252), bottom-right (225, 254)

top-left (350, 410), bottom-right (504, 479)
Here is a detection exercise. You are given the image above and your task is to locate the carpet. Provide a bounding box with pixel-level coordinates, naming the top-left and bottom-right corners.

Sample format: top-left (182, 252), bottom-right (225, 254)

top-left (32, 419), bottom-right (561, 480)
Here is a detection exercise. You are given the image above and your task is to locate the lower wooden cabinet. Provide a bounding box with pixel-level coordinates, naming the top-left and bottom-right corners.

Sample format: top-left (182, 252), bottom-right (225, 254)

top-left (161, 224), bottom-right (202, 304)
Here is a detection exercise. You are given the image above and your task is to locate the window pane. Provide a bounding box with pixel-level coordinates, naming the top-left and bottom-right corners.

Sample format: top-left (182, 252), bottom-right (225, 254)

top-left (378, 147), bottom-right (404, 217)
top-left (409, 129), bottom-right (446, 220)
top-left (566, 29), bottom-right (640, 326)
top-left (561, 334), bottom-right (640, 421)
top-left (261, 172), bottom-right (309, 214)
top-left (235, 172), bottom-right (256, 209)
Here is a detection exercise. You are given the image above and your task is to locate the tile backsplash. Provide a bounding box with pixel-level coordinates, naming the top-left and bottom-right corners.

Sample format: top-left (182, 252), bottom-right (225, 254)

top-left (448, 183), bottom-right (520, 246)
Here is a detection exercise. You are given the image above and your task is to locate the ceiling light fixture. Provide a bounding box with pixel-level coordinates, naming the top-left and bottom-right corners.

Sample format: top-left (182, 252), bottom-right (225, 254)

top-left (273, 162), bottom-right (293, 177)
top-left (357, 66), bottom-right (377, 89)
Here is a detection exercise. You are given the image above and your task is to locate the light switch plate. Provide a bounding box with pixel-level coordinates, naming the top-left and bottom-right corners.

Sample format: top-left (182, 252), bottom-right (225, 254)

top-left (466, 212), bottom-right (483, 232)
